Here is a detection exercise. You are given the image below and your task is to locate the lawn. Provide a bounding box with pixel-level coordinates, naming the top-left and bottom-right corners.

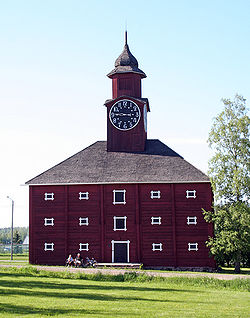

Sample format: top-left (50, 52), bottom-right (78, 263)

top-left (0, 267), bottom-right (249, 318)
top-left (0, 255), bottom-right (28, 260)
top-left (0, 255), bottom-right (28, 265)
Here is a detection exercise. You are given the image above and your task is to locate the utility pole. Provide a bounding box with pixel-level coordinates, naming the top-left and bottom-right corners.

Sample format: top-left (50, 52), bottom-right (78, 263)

top-left (7, 196), bottom-right (14, 261)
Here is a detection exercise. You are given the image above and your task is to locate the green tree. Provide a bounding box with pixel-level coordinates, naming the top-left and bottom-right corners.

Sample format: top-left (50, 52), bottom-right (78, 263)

top-left (203, 94), bottom-right (250, 273)
top-left (13, 230), bottom-right (22, 254)
top-left (13, 230), bottom-right (22, 244)
top-left (0, 227), bottom-right (28, 244)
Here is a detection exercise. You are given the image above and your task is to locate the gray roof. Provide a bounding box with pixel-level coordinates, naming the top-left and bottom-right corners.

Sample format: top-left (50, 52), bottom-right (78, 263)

top-left (26, 140), bottom-right (210, 185)
top-left (107, 36), bottom-right (146, 78)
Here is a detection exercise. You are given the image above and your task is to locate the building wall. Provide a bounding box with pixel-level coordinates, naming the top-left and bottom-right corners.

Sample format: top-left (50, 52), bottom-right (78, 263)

top-left (29, 182), bottom-right (215, 268)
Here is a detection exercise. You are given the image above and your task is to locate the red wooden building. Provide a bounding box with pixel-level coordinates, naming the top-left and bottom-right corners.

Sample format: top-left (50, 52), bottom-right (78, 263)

top-left (26, 33), bottom-right (215, 269)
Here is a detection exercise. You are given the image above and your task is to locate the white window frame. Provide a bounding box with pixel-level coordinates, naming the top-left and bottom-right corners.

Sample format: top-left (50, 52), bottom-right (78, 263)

top-left (186, 190), bottom-right (196, 198)
top-left (44, 243), bottom-right (54, 251)
top-left (44, 218), bottom-right (54, 226)
top-left (113, 216), bottom-right (127, 231)
top-left (113, 190), bottom-right (126, 205)
top-left (188, 243), bottom-right (198, 251)
top-left (44, 193), bottom-right (54, 201)
top-left (79, 243), bottom-right (89, 251)
top-left (111, 240), bottom-right (130, 263)
top-left (79, 217), bottom-right (89, 226)
top-left (187, 216), bottom-right (197, 225)
top-left (151, 216), bottom-right (162, 225)
top-left (150, 190), bottom-right (161, 199)
top-left (152, 243), bottom-right (163, 251)
top-left (79, 192), bottom-right (89, 200)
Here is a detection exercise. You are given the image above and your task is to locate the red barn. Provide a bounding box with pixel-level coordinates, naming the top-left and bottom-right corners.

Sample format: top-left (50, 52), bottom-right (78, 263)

top-left (26, 33), bottom-right (215, 270)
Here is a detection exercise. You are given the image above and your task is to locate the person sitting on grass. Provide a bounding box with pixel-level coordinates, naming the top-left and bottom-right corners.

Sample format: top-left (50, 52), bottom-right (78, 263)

top-left (65, 254), bottom-right (74, 267)
top-left (74, 253), bottom-right (83, 267)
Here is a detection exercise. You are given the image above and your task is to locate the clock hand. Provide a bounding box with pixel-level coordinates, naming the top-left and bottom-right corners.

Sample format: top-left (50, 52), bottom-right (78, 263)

top-left (115, 113), bottom-right (132, 116)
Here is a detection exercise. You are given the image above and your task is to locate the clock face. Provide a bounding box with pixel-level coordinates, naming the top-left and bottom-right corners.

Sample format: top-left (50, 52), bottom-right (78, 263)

top-left (109, 99), bottom-right (141, 131)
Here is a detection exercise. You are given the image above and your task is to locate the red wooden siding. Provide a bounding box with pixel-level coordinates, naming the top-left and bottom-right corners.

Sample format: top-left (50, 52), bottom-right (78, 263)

top-left (174, 183), bottom-right (215, 267)
top-left (140, 184), bottom-right (174, 266)
top-left (67, 185), bottom-right (101, 261)
top-left (111, 73), bottom-right (142, 99)
top-left (29, 182), bottom-right (215, 268)
top-left (103, 184), bottom-right (137, 262)
top-left (30, 185), bottom-right (67, 265)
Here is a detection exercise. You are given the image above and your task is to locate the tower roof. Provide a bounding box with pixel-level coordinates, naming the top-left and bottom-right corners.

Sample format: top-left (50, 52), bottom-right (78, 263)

top-left (107, 31), bottom-right (146, 78)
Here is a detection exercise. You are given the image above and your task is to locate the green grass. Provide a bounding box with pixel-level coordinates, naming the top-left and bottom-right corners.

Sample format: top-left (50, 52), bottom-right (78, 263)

top-left (0, 254), bottom-right (28, 260)
top-left (0, 255), bottom-right (28, 265)
top-left (0, 267), bottom-right (249, 317)
top-left (2, 266), bottom-right (249, 291)
top-left (221, 267), bottom-right (250, 275)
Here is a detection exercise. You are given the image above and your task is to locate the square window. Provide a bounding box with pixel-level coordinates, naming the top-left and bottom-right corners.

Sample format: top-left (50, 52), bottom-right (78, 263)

top-left (44, 243), bottom-right (54, 251)
top-left (44, 218), bottom-right (54, 226)
top-left (150, 190), bottom-right (161, 199)
top-left (186, 190), bottom-right (196, 198)
top-left (187, 216), bottom-right (197, 225)
top-left (151, 216), bottom-right (161, 225)
top-left (113, 190), bottom-right (126, 205)
top-left (79, 192), bottom-right (89, 200)
top-left (79, 243), bottom-right (89, 251)
top-left (188, 243), bottom-right (198, 251)
top-left (44, 193), bottom-right (54, 201)
top-left (113, 216), bottom-right (127, 231)
top-left (79, 217), bottom-right (89, 226)
top-left (152, 243), bottom-right (163, 251)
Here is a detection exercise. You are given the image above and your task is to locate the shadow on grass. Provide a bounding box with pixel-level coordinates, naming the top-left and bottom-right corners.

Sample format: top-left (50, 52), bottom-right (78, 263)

top-left (0, 287), bottom-right (187, 303)
top-left (0, 277), bottom-right (201, 294)
top-left (0, 302), bottom-right (133, 316)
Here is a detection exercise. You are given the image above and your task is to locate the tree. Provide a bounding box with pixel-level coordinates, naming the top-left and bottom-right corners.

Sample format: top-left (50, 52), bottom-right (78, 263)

top-left (203, 94), bottom-right (250, 273)
top-left (0, 227), bottom-right (28, 244)
top-left (13, 230), bottom-right (22, 254)
top-left (13, 230), bottom-right (22, 244)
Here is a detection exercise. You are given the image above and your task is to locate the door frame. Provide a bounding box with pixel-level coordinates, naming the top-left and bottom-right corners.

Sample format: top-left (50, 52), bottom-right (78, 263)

top-left (111, 240), bottom-right (130, 263)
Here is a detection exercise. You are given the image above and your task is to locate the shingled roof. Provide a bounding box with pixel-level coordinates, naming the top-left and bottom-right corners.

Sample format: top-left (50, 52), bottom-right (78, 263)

top-left (26, 140), bottom-right (210, 185)
top-left (107, 31), bottom-right (146, 78)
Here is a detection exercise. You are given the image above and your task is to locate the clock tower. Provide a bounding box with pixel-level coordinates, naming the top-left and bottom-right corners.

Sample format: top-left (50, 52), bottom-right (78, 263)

top-left (105, 32), bottom-right (150, 152)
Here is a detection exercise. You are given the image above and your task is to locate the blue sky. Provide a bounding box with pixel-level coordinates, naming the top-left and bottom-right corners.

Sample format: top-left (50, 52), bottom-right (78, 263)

top-left (0, 0), bottom-right (249, 227)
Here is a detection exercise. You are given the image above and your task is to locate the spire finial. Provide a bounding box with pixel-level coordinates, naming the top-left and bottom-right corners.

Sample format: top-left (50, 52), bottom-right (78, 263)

top-left (125, 29), bottom-right (127, 46)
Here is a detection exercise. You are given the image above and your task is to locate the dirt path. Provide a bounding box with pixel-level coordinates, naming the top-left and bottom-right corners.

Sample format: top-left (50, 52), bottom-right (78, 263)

top-left (0, 264), bottom-right (249, 280)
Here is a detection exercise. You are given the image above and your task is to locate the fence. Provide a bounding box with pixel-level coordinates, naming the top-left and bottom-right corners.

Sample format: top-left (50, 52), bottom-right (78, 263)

top-left (0, 244), bottom-right (29, 255)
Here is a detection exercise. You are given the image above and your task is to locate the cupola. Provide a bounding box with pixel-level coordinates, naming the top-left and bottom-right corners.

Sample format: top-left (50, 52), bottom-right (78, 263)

top-left (107, 31), bottom-right (146, 99)
top-left (107, 31), bottom-right (146, 78)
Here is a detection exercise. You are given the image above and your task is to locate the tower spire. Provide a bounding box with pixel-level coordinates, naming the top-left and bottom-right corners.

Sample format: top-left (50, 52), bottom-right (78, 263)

top-left (125, 30), bottom-right (128, 46)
